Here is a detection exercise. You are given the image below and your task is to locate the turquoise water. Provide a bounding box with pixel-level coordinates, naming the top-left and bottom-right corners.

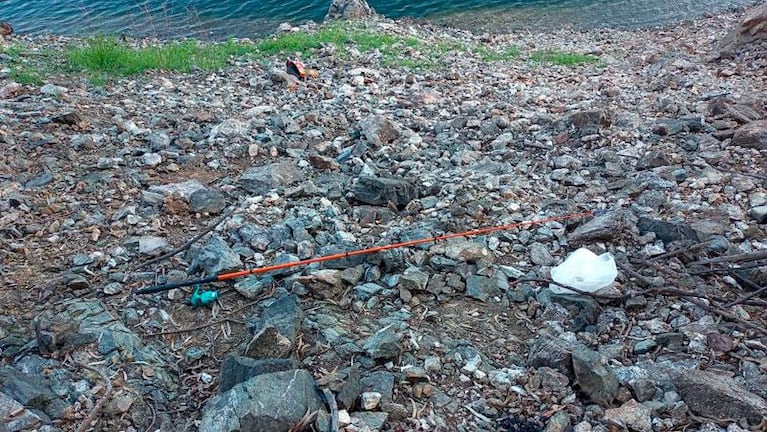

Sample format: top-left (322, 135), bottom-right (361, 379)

top-left (0, 0), bottom-right (758, 39)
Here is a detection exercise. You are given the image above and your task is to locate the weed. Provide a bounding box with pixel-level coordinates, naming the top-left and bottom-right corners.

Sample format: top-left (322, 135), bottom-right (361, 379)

top-left (66, 37), bottom-right (256, 77)
top-left (529, 50), bottom-right (598, 66)
top-left (475, 45), bottom-right (520, 62)
top-left (1, 43), bottom-right (57, 85)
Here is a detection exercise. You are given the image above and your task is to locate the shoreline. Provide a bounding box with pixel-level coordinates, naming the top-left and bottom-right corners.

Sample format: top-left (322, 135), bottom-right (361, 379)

top-left (2, 4), bottom-right (767, 432)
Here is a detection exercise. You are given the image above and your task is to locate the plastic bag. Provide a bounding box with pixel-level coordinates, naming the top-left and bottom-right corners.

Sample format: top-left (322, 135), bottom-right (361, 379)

top-left (549, 248), bottom-right (618, 294)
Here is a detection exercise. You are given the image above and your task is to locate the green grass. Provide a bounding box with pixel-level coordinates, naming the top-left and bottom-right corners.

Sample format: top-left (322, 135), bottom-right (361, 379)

top-left (66, 37), bottom-right (255, 76)
top-left (529, 50), bottom-right (599, 66)
top-left (475, 45), bottom-right (520, 62)
top-left (1, 44), bottom-right (56, 85)
top-left (253, 23), bottom-right (399, 57)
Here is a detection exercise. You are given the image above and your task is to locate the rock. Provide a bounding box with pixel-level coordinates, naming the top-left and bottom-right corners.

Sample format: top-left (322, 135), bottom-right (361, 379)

top-left (529, 242), bottom-right (555, 266)
top-left (142, 152), bottom-right (162, 166)
top-left (240, 162), bottom-right (305, 195)
top-left (0, 22), bottom-right (12, 37)
top-left (431, 239), bottom-right (493, 262)
top-left (567, 109), bottom-right (610, 130)
top-left (636, 150), bottom-right (672, 170)
top-left (148, 179), bottom-right (206, 200)
top-left (717, 3), bottom-right (767, 55)
top-left (358, 115), bottom-right (399, 147)
top-left (528, 336), bottom-right (577, 376)
top-left (363, 325), bottom-right (401, 360)
top-left (189, 189), bottom-right (227, 214)
top-left (138, 236), bottom-right (168, 256)
top-left (750, 206), bottom-right (767, 224)
top-left (337, 364), bottom-right (361, 410)
top-left (572, 347), bottom-right (618, 407)
top-left (544, 410), bottom-right (571, 432)
top-left (233, 276), bottom-right (271, 299)
top-left (354, 282), bottom-right (384, 301)
top-left (568, 211), bottom-right (624, 244)
top-left (351, 411), bottom-right (388, 430)
top-left (669, 367), bottom-right (767, 425)
top-left (0, 367), bottom-right (55, 411)
top-left (361, 372), bottom-right (395, 403)
top-left (1, 390), bottom-right (46, 432)
top-left (360, 391), bottom-right (382, 410)
top-left (424, 356), bottom-right (442, 372)
top-left (244, 295), bottom-right (303, 359)
top-left (353, 176), bottom-right (418, 207)
top-left (637, 217), bottom-right (701, 245)
top-left (465, 275), bottom-right (501, 301)
top-left (219, 355), bottom-right (298, 394)
top-left (188, 236), bottom-right (242, 275)
top-left (399, 267), bottom-right (429, 292)
top-left (603, 399), bottom-right (652, 432)
top-left (199, 369), bottom-right (324, 432)
top-left (731, 120), bottom-right (767, 150)
top-left (325, 0), bottom-right (377, 20)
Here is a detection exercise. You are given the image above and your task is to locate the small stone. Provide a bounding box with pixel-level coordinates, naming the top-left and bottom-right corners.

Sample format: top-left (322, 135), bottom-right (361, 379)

top-left (353, 176), bottom-right (418, 207)
top-left (402, 366), bottom-right (429, 382)
top-left (572, 348), bottom-right (618, 407)
top-left (529, 242), bottom-right (555, 266)
top-left (185, 346), bottom-right (206, 362)
top-left (142, 152), bottom-right (162, 166)
top-left (412, 382), bottom-right (434, 399)
top-left (424, 356), bottom-right (442, 372)
top-left (103, 282), bottom-right (123, 295)
top-left (351, 411), bottom-right (389, 430)
top-left (360, 391), bottom-right (382, 410)
top-left (633, 339), bottom-right (658, 355)
top-left (544, 410), bottom-right (571, 432)
top-left (358, 115), bottom-right (399, 147)
top-left (748, 206), bottom-right (767, 224)
top-left (240, 162), bottom-right (305, 195)
top-left (189, 189), bottom-right (227, 214)
top-left (138, 236), bottom-right (167, 255)
top-left (362, 325), bottom-right (401, 360)
top-left (399, 267), bottom-right (429, 292)
top-left (465, 275), bottom-right (500, 301)
top-left (731, 120), bottom-right (767, 150)
top-left (234, 276), bottom-right (271, 299)
top-left (604, 399), bottom-right (652, 432)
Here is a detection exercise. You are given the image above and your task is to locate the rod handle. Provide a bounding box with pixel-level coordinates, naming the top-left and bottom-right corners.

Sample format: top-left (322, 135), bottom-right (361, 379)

top-left (134, 275), bottom-right (219, 295)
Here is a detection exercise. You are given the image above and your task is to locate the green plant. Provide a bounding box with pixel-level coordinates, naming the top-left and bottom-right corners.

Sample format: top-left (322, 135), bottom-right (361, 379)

top-left (529, 50), bottom-right (598, 66)
top-left (475, 45), bottom-right (520, 62)
top-left (1, 44), bottom-right (57, 85)
top-left (66, 37), bottom-right (257, 78)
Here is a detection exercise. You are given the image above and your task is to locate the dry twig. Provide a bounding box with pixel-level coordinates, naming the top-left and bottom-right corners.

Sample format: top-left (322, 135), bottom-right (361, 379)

top-left (140, 205), bottom-right (237, 268)
top-left (76, 362), bottom-right (113, 432)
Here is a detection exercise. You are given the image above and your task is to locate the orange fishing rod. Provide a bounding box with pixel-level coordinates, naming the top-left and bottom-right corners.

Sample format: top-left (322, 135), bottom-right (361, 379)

top-left (135, 211), bottom-right (593, 295)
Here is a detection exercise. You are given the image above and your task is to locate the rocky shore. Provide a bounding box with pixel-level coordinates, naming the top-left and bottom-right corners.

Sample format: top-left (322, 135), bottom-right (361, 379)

top-left (1, 1), bottom-right (767, 431)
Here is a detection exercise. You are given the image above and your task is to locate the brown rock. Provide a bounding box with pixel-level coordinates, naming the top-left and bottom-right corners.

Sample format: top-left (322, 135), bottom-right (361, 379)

top-left (670, 367), bottom-right (767, 425)
top-left (731, 120), bottom-right (767, 150)
top-left (716, 2), bottom-right (767, 56)
top-left (325, 0), bottom-right (377, 21)
top-left (0, 22), bottom-right (12, 37)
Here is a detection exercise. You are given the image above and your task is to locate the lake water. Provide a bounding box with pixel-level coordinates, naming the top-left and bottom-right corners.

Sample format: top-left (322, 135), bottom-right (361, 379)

top-left (0, 0), bottom-right (758, 40)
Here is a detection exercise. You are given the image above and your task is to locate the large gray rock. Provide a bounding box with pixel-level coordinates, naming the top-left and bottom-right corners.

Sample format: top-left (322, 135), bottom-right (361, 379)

top-left (244, 295), bottom-right (303, 359)
top-left (358, 115), bottom-right (400, 147)
top-left (362, 325), bottom-right (401, 360)
top-left (219, 356), bottom-right (298, 394)
top-left (199, 369), bottom-right (324, 432)
top-left (567, 210), bottom-right (624, 244)
top-left (325, 0), bottom-right (377, 20)
top-left (240, 162), bottom-right (304, 195)
top-left (731, 120), bottom-right (767, 150)
top-left (353, 176), bottom-right (418, 207)
top-left (465, 275), bottom-right (500, 302)
top-left (572, 348), bottom-right (618, 407)
top-left (188, 235), bottom-right (242, 276)
top-left (669, 367), bottom-right (767, 425)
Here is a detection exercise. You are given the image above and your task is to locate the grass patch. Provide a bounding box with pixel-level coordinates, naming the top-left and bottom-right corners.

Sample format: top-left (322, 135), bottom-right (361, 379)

top-left (529, 50), bottom-right (599, 66)
top-left (475, 45), bottom-right (520, 62)
top-left (253, 23), bottom-right (399, 58)
top-left (1, 44), bottom-right (58, 85)
top-left (66, 37), bottom-right (256, 77)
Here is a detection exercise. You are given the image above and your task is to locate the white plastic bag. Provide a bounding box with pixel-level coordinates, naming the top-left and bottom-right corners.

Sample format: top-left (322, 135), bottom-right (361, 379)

top-left (549, 248), bottom-right (618, 294)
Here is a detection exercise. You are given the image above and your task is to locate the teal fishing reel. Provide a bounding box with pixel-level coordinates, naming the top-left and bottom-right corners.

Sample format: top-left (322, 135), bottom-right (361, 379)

top-left (190, 285), bottom-right (219, 307)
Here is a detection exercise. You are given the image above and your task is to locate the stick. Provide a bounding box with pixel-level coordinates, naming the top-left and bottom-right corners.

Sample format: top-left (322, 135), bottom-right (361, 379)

top-left (689, 250), bottom-right (767, 266)
top-left (146, 318), bottom-right (245, 337)
top-left (76, 363), bottom-right (113, 432)
top-left (141, 205), bottom-right (237, 267)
